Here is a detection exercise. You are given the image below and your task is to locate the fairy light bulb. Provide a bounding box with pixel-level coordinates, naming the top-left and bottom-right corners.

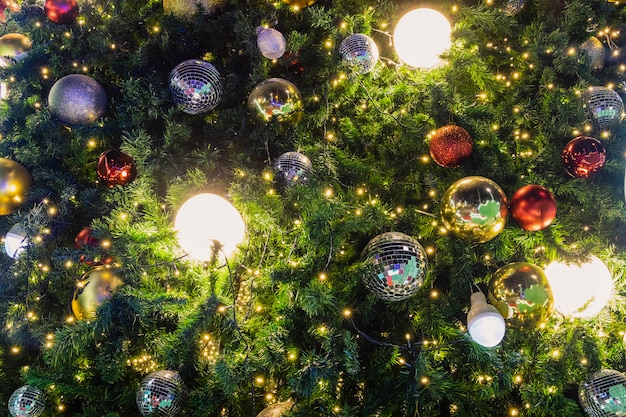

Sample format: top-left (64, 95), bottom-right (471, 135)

top-left (393, 8), bottom-right (452, 68)
top-left (467, 291), bottom-right (506, 348)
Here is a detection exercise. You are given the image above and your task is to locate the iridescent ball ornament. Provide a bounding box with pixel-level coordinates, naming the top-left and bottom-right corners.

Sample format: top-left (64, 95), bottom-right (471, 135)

top-left (247, 78), bottom-right (303, 125)
top-left (8, 385), bottom-right (45, 417)
top-left (562, 136), bottom-right (606, 178)
top-left (97, 149), bottom-right (137, 187)
top-left (579, 369), bottom-right (626, 417)
top-left (44, 0), bottom-right (79, 24)
top-left (339, 34), bottom-right (379, 74)
top-left (509, 184), bottom-right (557, 231)
top-left (163, 0), bottom-right (224, 20)
top-left (256, 27), bottom-right (287, 60)
top-left (0, 157), bottom-right (31, 215)
top-left (71, 266), bottom-right (123, 321)
top-left (361, 232), bottom-right (428, 302)
top-left (257, 401), bottom-right (293, 417)
top-left (488, 262), bottom-right (553, 328)
top-left (48, 74), bottom-right (107, 126)
top-left (273, 151), bottom-right (313, 185)
top-left (580, 36), bottom-right (606, 71)
top-left (282, 0), bottom-right (316, 8)
top-left (440, 176), bottom-right (508, 243)
top-left (168, 59), bottom-right (222, 114)
top-left (582, 86), bottom-right (624, 131)
top-left (136, 370), bottom-right (187, 417)
top-left (429, 125), bottom-right (474, 168)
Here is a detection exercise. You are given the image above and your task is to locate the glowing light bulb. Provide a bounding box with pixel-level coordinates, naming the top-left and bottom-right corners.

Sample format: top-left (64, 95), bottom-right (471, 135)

top-left (393, 8), bottom-right (452, 68)
top-left (467, 292), bottom-right (506, 347)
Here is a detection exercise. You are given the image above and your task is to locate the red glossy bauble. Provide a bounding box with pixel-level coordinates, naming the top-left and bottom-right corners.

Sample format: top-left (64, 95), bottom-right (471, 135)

top-left (74, 227), bottom-right (100, 249)
top-left (509, 185), bottom-right (557, 231)
top-left (44, 0), bottom-right (79, 24)
top-left (97, 150), bottom-right (137, 187)
top-left (0, 0), bottom-right (20, 23)
top-left (562, 136), bottom-right (606, 178)
top-left (429, 125), bottom-right (473, 168)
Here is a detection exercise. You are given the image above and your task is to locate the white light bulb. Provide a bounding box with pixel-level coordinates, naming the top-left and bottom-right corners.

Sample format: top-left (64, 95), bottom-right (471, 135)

top-left (544, 256), bottom-right (613, 319)
top-left (174, 193), bottom-right (246, 262)
top-left (5, 223), bottom-right (27, 259)
top-left (467, 292), bottom-right (506, 348)
top-left (393, 8), bottom-right (452, 68)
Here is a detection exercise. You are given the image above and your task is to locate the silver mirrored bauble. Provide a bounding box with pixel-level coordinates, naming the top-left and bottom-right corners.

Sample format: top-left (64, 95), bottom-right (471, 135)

top-left (580, 36), bottom-right (606, 71)
top-left (136, 370), bottom-right (187, 417)
top-left (579, 369), bottom-right (626, 417)
top-left (257, 27), bottom-right (287, 60)
top-left (339, 33), bottom-right (379, 74)
top-left (8, 385), bottom-right (45, 417)
top-left (273, 151), bottom-right (312, 185)
top-left (361, 232), bottom-right (428, 301)
top-left (582, 86), bottom-right (624, 131)
top-left (169, 59), bottom-right (223, 115)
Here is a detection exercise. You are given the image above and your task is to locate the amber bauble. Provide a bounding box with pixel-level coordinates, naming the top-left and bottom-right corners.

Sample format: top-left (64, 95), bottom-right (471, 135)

top-left (440, 176), bottom-right (508, 243)
top-left (488, 262), bottom-right (553, 328)
top-left (0, 33), bottom-right (31, 59)
top-left (257, 402), bottom-right (293, 417)
top-left (562, 136), bottom-right (606, 178)
top-left (97, 149), bottom-right (137, 187)
top-left (71, 266), bottom-right (123, 321)
top-left (429, 125), bottom-right (473, 168)
top-left (0, 158), bottom-right (31, 215)
top-left (282, 0), bottom-right (316, 8)
top-left (74, 226), bottom-right (100, 249)
top-left (48, 74), bottom-right (107, 125)
top-left (509, 185), bottom-right (557, 231)
top-left (163, 0), bottom-right (224, 20)
top-left (44, 0), bottom-right (79, 24)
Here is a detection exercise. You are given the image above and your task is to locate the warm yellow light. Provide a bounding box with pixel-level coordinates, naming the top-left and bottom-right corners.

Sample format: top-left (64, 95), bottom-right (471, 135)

top-left (393, 8), bottom-right (452, 68)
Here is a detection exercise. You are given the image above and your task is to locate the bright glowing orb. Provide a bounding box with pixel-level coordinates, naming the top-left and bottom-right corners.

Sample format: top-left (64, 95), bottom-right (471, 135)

top-left (393, 8), bottom-right (452, 68)
top-left (467, 292), bottom-right (506, 348)
top-left (4, 223), bottom-right (27, 259)
top-left (544, 256), bottom-right (613, 319)
top-left (174, 193), bottom-right (246, 261)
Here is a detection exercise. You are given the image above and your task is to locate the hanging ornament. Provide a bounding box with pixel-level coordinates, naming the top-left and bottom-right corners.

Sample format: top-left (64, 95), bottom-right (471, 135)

top-left (393, 8), bottom-right (452, 68)
top-left (429, 125), bottom-right (474, 168)
top-left (0, 33), bottom-right (31, 65)
top-left (8, 385), bottom-right (46, 417)
top-left (247, 78), bottom-right (303, 125)
top-left (581, 86), bottom-right (624, 131)
top-left (288, 58), bottom-right (304, 75)
top-left (136, 370), bottom-right (187, 417)
top-left (48, 74), bottom-right (107, 126)
top-left (503, 0), bottom-right (525, 16)
top-left (44, 0), bottom-right (79, 24)
top-left (0, 0), bottom-right (21, 23)
top-left (579, 369), bottom-right (626, 417)
top-left (339, 33), bottom-right (379, 74)
top-left (562, 136), bottom-right (606, 178)
top-left (273, 151), bottom-right (313, 185)
top-left (71, 266), bottom-right (123, 321)
top-left (256, 27), bottom-right (286, 60)
top-left (163, 0), bottom-right (224, 20)
top-left (97, 149), bottom-right (137, 187)
top-left (168, 59), bottom-right (223, 115)
top-left (440, 176), bottom-right (508, 243)
top-left (509, 184), bottom-right (557, 231)
top-left (4, 223), bottom-right (28, 259)
top-left (282, 0), bottom-right (316, 9)
top-left (361, 232), bottom-right (428, 302)
top-left (487, 262), bottom-right (553, 328)
top-left (0, 158), bottom-right (31, 216)
top-left (257, 401), bottom-right (294, 417)
top-left (580, 36), bottom-right (605, 71)
top-left (74, 226), bottom-right (100, 249)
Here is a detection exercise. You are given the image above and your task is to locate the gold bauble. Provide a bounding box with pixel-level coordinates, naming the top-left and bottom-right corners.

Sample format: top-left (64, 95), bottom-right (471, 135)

top-left (0, 33), bottom-right (31, 58)
top-left (257, 401), bottom-right (293, 417)
top-left (0, 158), bottom-right (31, 215)
top-left (71, 266), bottom-right (123, 321)
top-left (283, 0), bottom-right (316, 8)
top-left (163, 0), bottom-right (224, 20)
top-left (488, 262), bottom-right (553, 328)
top-left (440, 176), bottom-right (508, 243)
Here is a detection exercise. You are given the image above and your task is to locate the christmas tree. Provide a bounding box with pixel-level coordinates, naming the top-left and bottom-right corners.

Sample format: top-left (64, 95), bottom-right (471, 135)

top-left (1, 0), bottom-right (626, 415)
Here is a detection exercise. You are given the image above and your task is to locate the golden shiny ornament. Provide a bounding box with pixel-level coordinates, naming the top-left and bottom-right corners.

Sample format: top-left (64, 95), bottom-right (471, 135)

top-left (0, 158), bottom-right (31, 215)
top-left (0, 33), bottom-right (31, 60)
top-left (440, 176), bottom-right (508, 243)
top-left (163, 0), bottom-right (224, 20)
top-left (282, 0), bottom-right (316, 8)
top-left (247, 78), bottom-right (303, 125)
top-left (488, 262), bottom-right (553, 328)
top-left (256, 402), bottom-right (293, 417)
top-left (71, 266), bottom-right (123, 321)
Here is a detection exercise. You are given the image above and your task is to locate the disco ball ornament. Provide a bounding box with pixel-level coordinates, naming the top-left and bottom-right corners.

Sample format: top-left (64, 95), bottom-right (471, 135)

top-left (562, 136), bottom-right (606, 178)
top-left (509, 184), bottom-right (557, 231)
top-left (0, 33), bottom-right (31, 61)
top-left (429, 125), bottom-right (474, 168)
top-left (488, 262), bottom-right (553, 328)
top-left (440, 176), bottom-right (508, 243)
top-left (44, 0), bottom-right (79, 24)
top-left (163, 0), bottom-right (224, 19)
top-left (339, 33), bottom-right (379, 74)
top-left (71, 266), bottom-right (123, 321)
top-left (169, 59), bottom-right (222, 115)
top-left (256, 27), bottom-right (286, 60)
top-left (8, 385), bottom-right (45, 417)
top-left (247, 78), bottom-right (303, 125)
top-left (282, 0), bottom-right (316, 8)
top-left (580, 36), bottom-right (606, 71)
top-left (97, 149), bottom-right (137, 187)
top-left (0, 0), bottom-right (21, 23)
top-left (579, 369), bottom-right (626, 417)
top-left (257, 401), bottom-right (293, 417)
top-left (503, 0), bottom-right (525, 15)
top-left (136, 370), bottom-right (187, 417)
top-left (273, 151), bottom-right (313, 185)
top-left (582, 86), bottom-right (624, 131)
top-left (361, 232), bottom-right (428, 302)
top-left (0, 158), bottom-right (31, 215)
top-left (48, 74), bottom-right (107, 125)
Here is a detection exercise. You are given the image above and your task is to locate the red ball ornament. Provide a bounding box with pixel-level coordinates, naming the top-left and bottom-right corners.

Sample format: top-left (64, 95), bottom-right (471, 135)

top-left (561, 136), bottom-right (606, 178)
top-left (0, 0), bottom-right (20, 23)
top-left (44, 0), bottom-right (79, 24)
top-left (429, 125), bottom-right (474, 168)
top-left (74, 227), bottom-right (100, 249)
top-left (97, 150), bottom-right (137, 187)
top-left (509, 185), bottom-right (557, 231)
